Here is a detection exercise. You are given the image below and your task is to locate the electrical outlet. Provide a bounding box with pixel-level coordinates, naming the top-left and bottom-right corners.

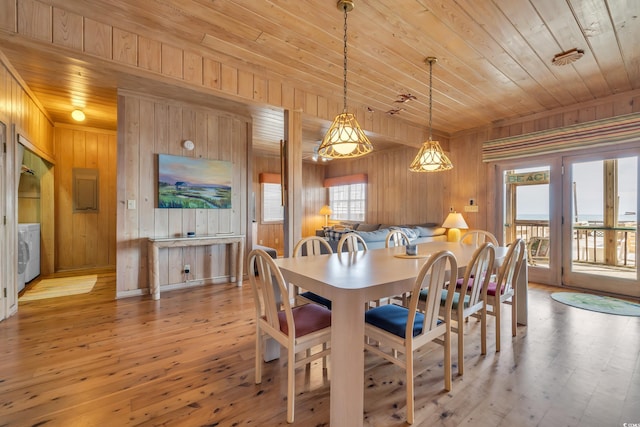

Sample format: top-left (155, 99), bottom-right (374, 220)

top-left (127, 199), bottom-right (136, 210)
top-left (184, 264), bottom-right (190, 274)
top-left (275, 238), bottom-right (279, 244)
top-left (259, 239), bottom-right (263, 245)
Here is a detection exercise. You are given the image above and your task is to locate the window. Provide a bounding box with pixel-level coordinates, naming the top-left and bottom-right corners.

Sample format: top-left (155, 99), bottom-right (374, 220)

top-left (329, 183), bottom-right (366, 221)
top-left (261, 182), bottom-right (283, 223)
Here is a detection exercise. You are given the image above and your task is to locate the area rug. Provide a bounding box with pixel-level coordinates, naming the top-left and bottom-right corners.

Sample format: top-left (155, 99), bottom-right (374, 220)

top-left (550, 292), bottom-right (640, 317)
top-left (20, 275), bottom-right (97, 301)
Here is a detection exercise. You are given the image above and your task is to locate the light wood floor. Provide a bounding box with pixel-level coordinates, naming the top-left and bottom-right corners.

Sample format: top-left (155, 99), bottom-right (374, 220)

top-left (1, 273), bottom-right (639, 426)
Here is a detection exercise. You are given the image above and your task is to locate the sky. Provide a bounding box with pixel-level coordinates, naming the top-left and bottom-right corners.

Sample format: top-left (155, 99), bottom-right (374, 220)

top-left (158, 154), bottom-right (232, 187)
top-left (515, 156), bottom-right (638, 219)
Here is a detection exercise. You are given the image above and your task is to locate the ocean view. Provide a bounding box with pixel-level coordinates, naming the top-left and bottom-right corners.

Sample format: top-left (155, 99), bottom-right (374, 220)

top-left (517, 213), bottom-right (637, 223)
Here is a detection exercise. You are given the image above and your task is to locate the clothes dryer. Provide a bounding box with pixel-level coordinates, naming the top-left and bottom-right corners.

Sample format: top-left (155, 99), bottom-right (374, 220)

top-left (19, 223), bottom-right (40, 283)
top-left (17, 227), bottom-right (29, 292)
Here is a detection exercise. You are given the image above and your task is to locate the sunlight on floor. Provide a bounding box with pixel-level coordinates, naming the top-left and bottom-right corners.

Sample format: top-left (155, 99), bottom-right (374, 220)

top-left (19, 275), bottom-right (98, 301)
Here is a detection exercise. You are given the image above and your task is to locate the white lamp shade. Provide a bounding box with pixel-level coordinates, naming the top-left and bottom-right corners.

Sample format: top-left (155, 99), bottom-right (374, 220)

top-left (442, 212), bottom-right (468, 229)
top-left (442, 212), bottom-right (468, 242)
top-left (319, 205), bottom-right (333, 216)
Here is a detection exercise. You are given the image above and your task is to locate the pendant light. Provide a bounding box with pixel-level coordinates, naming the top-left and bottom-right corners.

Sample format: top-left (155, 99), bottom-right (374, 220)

top-left (409, 57), bottom-right (453, 172)
top-left (318, 0), bottom-right (373, 159)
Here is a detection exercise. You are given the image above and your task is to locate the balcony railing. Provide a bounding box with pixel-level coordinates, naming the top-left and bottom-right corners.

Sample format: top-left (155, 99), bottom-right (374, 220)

top-left (512, 220), bottom-right (636, 268)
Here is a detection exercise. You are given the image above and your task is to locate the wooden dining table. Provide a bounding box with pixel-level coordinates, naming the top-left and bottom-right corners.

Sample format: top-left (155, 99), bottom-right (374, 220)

top-left (274, 241), bottom-right (527, 427)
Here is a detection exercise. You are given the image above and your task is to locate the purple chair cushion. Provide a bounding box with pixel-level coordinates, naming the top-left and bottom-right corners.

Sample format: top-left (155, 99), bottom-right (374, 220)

top-left (456, 277), bottom-right (473, 289)
top-left (486, 281), bottom-right (505, 296)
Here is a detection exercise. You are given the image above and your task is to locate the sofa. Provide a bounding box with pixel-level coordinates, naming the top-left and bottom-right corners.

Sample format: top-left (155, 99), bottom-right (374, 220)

top-left (322, 222), bottom-right (447, 252)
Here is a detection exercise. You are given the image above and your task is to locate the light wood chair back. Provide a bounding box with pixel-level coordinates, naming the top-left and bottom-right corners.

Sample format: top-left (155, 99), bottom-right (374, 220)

top-left (292, 236), bottom-right (333, 308)
top-left (364, 250), bottom-right (457, 424)
top-left (293, 236), bottom-right (333, 257)
top-left (442, 242), bottom-right (495, 375)
top-left (385, 229), bottom-right (410, 247)
top-left (485, 238), bottom-right (526, 351)
top-left (247, 249), bottom-right (331, 423)
top-left (337, 232), bottom-right (368, 253)
top-left (460, 230), bottom-right (498, 247)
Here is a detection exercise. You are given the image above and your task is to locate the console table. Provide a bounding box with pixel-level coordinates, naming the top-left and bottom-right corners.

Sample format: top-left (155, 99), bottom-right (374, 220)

top-left (147, 234), bottom-right (245, 300)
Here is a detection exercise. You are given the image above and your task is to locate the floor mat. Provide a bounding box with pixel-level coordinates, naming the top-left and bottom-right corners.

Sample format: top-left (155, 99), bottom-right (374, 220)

top-left (550, 292), bottom-right (640, 317)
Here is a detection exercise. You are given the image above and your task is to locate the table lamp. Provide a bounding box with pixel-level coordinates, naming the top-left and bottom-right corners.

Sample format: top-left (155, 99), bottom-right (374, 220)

top-left (442, 212), bottom-right (468, 242)
top-left (319, 205), bottom-right (333, 227)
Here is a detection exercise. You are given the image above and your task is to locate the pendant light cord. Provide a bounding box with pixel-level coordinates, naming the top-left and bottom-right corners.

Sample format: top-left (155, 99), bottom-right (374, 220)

top-left (342, 4), bottom-right (348, 113)
top-left (428, 58), bottom-right (433, 141)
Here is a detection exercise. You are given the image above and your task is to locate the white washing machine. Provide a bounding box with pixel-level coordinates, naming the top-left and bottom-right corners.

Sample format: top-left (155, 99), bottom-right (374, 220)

top-left (17, 227), bottom-right (28, 292)
top-left (18, 223), bottom-right (40, 285)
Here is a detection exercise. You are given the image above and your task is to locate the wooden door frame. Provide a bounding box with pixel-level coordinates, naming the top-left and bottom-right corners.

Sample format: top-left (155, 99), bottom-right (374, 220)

top-left (0, 119), bottom-right (6, 321)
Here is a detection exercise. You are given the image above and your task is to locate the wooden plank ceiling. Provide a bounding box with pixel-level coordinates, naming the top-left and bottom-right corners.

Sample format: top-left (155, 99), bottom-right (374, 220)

top-left (1, 0), bottom-right (638, 158)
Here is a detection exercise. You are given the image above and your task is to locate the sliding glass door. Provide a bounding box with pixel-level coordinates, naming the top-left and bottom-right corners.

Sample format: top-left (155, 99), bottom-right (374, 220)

top-left (562, 150), bottom-right (639, 295)
top-left (496, 146), bottom-right (640, 297)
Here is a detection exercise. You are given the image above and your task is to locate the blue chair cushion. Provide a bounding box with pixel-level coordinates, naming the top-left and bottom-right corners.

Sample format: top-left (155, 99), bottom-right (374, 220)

top-left (365, 304), bottom-right (425, 338)
top-left (300, 291), bottom-right (332, 310)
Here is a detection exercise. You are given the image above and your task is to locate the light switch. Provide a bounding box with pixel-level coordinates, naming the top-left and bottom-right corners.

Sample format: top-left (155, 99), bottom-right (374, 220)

top-left (127, 200), bottom-right (136, 210)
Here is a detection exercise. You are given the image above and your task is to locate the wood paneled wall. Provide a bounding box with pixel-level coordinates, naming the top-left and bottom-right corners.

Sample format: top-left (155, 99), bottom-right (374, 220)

top-left (54, 125), bottom-right (117, 271)
top-left (116, 92), bottom-right (249, 297)
top-left (0, 52), bottom-right (54, 318)
top-left (326, 144), bottom-right (451, 227)
top-left (301, 161), bottom-right (327, 237)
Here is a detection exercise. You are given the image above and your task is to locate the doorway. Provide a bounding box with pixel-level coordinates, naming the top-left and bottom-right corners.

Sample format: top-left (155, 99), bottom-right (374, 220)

top-left (562, 151), bottom-right (639, 296)
top-left (0, 121), bottom-right (6, 321)
top-left (500, 162), bottom-right (559, 285)
top-left (498, 151), bottom-right (640, 298)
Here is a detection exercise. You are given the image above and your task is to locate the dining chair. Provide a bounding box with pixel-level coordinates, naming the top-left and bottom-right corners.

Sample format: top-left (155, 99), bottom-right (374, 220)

top-left (337, 232), bottom-right (380, 308)
top-left (459, 229), bottom-right (499, 280)
top-left (483, 238), bottom-right (526, 352)
top-left (459, 230), bottom-right (498, 247)
top-left (385, 229), bottom-right (410, 247)
top-left (364, 250), bottom-right (457, 425)
top-left (423, 242), bottom-right (495, 375)
top-left (337, 232), bottom-right (368, 253)
top-left (247, 249), bottom-right (332, 424)
top-left (386, 229), bottom-right (412, 306)
top-left (292, 236), bottom-right (333, 309)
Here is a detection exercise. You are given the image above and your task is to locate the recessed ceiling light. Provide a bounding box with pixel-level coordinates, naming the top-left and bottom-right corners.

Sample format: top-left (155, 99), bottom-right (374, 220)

top-left (552, 48), bottom-right (584, 66)
top-left (71, 109), bottom-right (85, 121)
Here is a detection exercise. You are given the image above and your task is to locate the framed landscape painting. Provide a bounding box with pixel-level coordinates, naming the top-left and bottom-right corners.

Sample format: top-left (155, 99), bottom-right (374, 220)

top-left (158, 154), bottom-right (232, 209)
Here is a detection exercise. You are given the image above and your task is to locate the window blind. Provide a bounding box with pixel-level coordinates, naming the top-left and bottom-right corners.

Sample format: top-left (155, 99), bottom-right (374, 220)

top-left (323, 173), bottom-right (368, 188)
top-left (482, 113), bottom-right (640, 162)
